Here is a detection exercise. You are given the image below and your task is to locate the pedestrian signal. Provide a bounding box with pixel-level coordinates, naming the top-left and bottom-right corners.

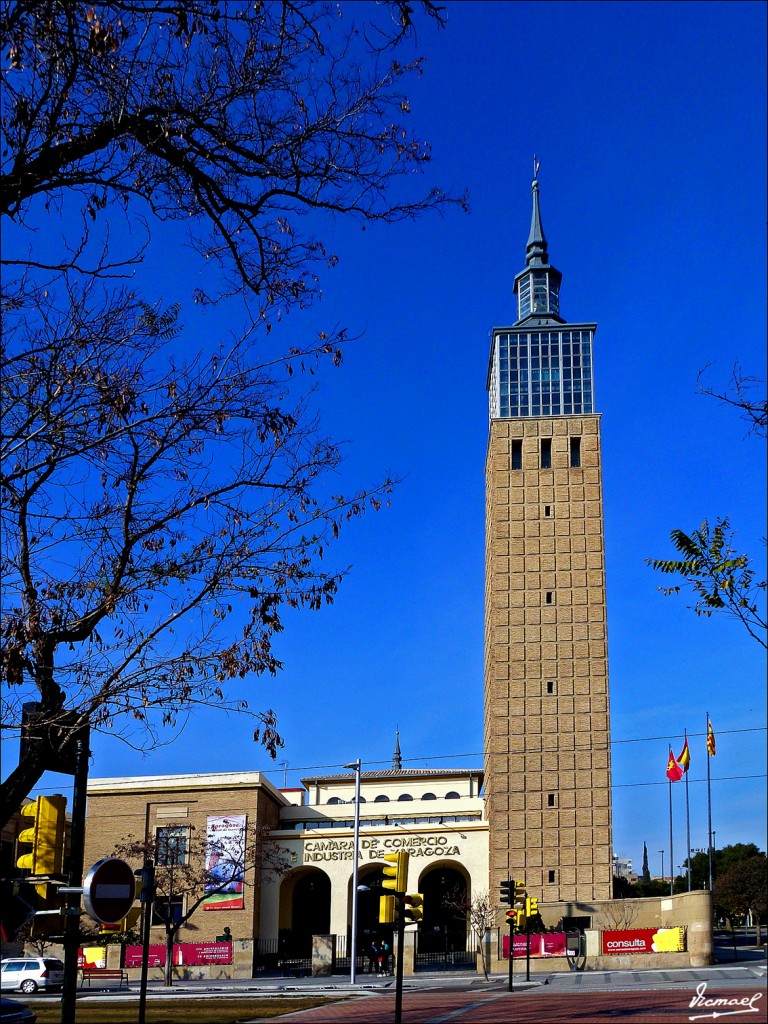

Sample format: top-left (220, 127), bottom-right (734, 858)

top-left (381, 851), bottom-right (409, 893)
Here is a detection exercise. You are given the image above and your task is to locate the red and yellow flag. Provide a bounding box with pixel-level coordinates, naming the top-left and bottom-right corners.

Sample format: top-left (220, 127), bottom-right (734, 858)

top-left (677, 737), bottom-right (690, 773)
top-left (666, 746), bottom-right (684, 782)
top-left (707, 719), bottom-right (716, 756)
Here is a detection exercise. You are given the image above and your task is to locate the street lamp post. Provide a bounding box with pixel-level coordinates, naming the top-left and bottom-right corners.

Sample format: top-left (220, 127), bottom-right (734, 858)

top-left (658, 849), bottom-right (664, 883)
top-left (344, 759), bottom-right (362, 985)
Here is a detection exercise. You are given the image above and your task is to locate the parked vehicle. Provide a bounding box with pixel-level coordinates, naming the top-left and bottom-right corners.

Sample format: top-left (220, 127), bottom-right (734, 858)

top-left (0, 957), bottom-right (65, 994)
top-left (0, 996), bottom-right (37, 1022)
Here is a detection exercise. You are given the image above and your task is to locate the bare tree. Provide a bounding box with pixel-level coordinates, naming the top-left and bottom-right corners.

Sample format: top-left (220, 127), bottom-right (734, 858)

top-left (444, 888), bottom-right (495, 981)
top-left (1, 1), bottom-right (466, 822)
top-left (697, 364), bottom-right (767, 438)
top-left (113, 818), bottom-right (287, 987)
top-left (1, 1), bottom-right (465, 304)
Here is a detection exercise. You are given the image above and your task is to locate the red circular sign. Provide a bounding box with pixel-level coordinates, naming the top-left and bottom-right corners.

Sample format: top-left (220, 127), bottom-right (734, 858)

top-left (83, 858), bottom-right (136, 924)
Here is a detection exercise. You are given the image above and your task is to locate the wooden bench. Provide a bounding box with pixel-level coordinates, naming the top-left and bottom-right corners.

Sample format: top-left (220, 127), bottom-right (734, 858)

top-left (79, 968), bottom-right (129, 989)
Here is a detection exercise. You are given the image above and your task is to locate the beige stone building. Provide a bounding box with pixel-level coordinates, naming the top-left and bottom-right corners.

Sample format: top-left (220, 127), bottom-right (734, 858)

top-left (483, 170), bottom-right (612, 908)
top-left (82, 754), bottom-right (488, 971)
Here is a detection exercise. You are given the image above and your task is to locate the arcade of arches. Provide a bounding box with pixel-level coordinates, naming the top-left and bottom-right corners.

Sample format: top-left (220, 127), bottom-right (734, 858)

top-left (277, 863), bottom-right (470, 956)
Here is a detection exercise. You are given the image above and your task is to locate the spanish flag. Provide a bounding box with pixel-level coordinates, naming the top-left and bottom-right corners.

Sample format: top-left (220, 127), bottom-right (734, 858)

top-left (677, 737), bottom-right (690, 773)
top-left (666, 746), bottom-right (684, 782)
top-left (707, 719), bottom-right (716, 756)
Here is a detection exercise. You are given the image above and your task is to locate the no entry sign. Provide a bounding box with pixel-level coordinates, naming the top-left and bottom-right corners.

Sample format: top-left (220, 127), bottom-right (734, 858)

top-left (83, 858), bottom-right (136, 924)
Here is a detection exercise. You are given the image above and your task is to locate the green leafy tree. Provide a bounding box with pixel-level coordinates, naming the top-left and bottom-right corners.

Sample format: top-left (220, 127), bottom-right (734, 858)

top-left (713, 854), bottom-right (768, 945)
top-left (647, 369), bottom-right (766, 647)
top-left (647, 518), bottom-right (766, 648)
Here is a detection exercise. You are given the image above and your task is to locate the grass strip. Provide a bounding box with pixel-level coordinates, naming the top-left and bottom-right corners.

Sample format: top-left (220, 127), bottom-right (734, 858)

top-left (31, 995), bottom-right (344, 1023)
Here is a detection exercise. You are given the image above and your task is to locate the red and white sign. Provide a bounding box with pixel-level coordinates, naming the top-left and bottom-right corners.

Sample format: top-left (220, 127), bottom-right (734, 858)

top-left (83, 858), bottom-right (136, 924)
top-left (602, 929), bottom-right (657, 955)
top-left (502, 932), bottom-right (567, 959)
top-left (124, 942), bottom-right (233, 968)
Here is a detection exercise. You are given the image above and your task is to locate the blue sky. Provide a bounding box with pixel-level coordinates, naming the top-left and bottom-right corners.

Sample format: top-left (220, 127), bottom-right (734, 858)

top-left (7, 1), bottom-right (767, 875)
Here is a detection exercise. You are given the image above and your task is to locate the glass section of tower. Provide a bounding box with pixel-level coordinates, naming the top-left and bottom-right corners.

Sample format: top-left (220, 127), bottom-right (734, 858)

top-left (518, 271), bottom-right (560, 320)
top-left (493, 329), bottom-right (594, 418)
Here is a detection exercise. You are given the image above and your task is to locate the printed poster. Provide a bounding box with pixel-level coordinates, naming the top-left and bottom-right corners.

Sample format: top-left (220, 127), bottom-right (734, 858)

top-left (202, 814), bottom-right (246, 911)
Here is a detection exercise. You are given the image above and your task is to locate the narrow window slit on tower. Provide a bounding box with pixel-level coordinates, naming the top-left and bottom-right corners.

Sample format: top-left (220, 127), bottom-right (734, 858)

top-left (547, 793), bottom-right (556, 807)
top-left (546, 681), bottom-right (555, 695)
top-left (544, 505), bottom-right (551, 517)
top-left (545, 591), bottom-right (553, 605)
top-left (540, 438), bottom-right (552, 469)
top-left (511, 439), bottom-right (523, 471)
top-left (548, 870), bottom-right (556, 884)
top-left (570, 436), bottom-right (581, 468)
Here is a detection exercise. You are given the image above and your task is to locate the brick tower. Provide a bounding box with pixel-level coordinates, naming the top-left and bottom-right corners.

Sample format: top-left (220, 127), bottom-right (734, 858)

top-left (484, 165), bottom-right (612, 907)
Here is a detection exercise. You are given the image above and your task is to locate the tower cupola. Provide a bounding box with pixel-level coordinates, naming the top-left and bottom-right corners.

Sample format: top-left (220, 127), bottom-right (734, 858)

top-left (513, 160), bottom-right (564, 325)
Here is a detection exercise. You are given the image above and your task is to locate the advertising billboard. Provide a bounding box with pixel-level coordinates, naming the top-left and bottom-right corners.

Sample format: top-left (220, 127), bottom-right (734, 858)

top-left (202, 814), bottom-right (246, 911)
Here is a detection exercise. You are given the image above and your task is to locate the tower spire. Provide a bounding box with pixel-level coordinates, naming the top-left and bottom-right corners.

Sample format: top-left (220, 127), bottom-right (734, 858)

top-left (513, 158), bottom-right (563, 325)
top-left (392, 729), bottom-right (402, 771)
top-left (526, 156), bottom-right (548, 266)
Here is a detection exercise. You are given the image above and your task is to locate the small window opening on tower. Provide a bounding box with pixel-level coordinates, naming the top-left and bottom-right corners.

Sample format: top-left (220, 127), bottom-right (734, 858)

top-left (548, 870), bottom-right (556, 884)
top-left (541, 438), bottom-right (552, 469)
top-left (545, 591), bottom-right (553, 605)
top-left (511, 439), bottom-right (523, 471)
top-left (547, 793), bottom-right (556, 807)
top-left (546, 681), bottom-right (556, 695)
top-left (544, 505), bottom-right (551, 517)
top-left (570, 436), bottom-right (581, 468)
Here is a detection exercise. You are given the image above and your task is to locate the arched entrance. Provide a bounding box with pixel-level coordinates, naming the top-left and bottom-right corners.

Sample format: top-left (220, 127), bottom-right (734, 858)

top-left (417, 864), bottom-right (469, 953)
top-left (354, 864), bottom-right (390, 961)
top-left (278, 868), bottom-right (331, 956)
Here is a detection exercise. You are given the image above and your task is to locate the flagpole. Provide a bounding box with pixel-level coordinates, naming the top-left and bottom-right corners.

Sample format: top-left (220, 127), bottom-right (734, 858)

top-left (684, 730), bottom-right (691, 891)
top-left (706, 712), bottom-right (713, 891)
top-left (668, 775), bottom-right (674, 897)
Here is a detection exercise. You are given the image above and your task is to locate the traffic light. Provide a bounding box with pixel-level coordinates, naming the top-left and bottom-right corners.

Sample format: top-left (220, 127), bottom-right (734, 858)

top-left (99, 906), bottom-right (141, 935)
top-left (525, 897), bottom-right (539, 917)
top-left (499, 879), bottom-right (513, 905)
top-left (506, 909), bottom-right (525, 929)
top-left (382, 851), bottom-right (409, 894)
top-left (513, 879), bottom-right (527, 905)
top-left (16, 795), bottom-right (67, 877)
top-left (403, 893), bottom-right (424, 924)
top-left (379, 895), bottom-right (397, 924)
top-left (29, 884), bottom-right (65, 940)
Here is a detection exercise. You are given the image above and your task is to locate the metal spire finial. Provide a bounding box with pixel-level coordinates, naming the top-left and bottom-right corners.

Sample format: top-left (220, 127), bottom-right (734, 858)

top-left (392, 728), bottom-right (402, 772)
top-left (526, 156), bottom-right (548, 265)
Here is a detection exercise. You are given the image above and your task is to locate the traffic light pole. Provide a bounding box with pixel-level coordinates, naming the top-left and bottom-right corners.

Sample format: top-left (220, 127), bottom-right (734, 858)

top-left (61, 731), bottom-right (89, 1024)
top-left (508, 925), bottom-right (514, 992)
top-left (137, 860), bottom-right (155, 1024)
top-left (526, 918), bottom-right (531, 981)
top-left (394, 895), bottom-right (406, 1024)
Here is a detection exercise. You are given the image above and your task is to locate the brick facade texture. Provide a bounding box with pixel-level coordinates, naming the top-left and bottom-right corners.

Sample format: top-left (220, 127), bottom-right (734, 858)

top-left (484, 414), bottom-right (613, 905)
top-left (83, 781), bottom-right (281, 945)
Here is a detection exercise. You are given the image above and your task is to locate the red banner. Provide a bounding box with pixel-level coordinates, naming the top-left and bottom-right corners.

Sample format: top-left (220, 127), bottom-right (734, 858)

top-left (602, 928), bottom-right (685, 955)
top-left (540, 932), bottom-right (567, 957)
top-left (123, 942), bottom-right (233, 968)
top-left (502, 933), bottom-right (567, 959)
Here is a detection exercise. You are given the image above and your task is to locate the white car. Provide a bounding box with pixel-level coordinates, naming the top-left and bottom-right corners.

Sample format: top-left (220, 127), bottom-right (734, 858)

top-left (0, 958), bottom-right (65, 994)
